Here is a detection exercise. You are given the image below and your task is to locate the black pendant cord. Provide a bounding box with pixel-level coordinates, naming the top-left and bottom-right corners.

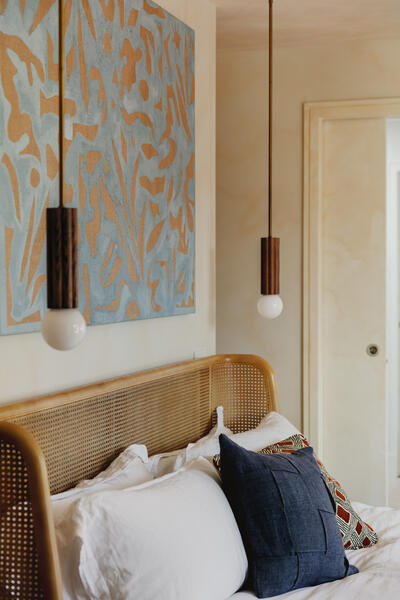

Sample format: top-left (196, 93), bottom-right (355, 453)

top-left (58, 0), bottom-right (64, 209)
top-left (260, 0), bottom-right (280, 298)
top-left (268, 0), bottom-right (273, 238)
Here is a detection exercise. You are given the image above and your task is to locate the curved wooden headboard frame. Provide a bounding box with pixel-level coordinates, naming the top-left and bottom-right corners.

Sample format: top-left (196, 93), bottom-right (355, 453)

top-left (0, 354), bottom-right (279, 600)
top-left (0, 423), bottom-right (63, 600)
top-left (0, 354), bottom-right (279, 421)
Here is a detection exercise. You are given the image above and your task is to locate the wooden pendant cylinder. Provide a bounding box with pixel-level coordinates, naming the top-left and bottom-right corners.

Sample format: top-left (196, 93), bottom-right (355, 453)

top-left (46, 207), bottom-right (78, 309)
top-left (261, 236), bottom-right (280, 295)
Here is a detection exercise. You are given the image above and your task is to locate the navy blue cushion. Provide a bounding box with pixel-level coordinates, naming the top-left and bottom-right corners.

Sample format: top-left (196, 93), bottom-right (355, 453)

top-left (219, 434), bottom-right (358, 598)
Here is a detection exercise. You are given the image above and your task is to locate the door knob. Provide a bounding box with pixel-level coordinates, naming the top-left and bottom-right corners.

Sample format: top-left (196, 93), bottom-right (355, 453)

top-left (366, 344), bottom-right (379, 357)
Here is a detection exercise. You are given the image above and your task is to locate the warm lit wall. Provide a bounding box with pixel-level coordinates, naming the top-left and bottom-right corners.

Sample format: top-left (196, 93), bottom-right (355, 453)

top-left (0, 0), bottom-right (216, 406)
top-left (217, 38), bottom-right (400, 428)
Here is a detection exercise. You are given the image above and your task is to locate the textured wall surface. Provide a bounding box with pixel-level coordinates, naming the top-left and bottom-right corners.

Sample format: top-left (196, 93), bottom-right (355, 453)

top-left (0, 0), bottom-right (195, 335)
top-left (0, 0), bottom-right (215, 406)
top-left (216, 38), bottom-right (400, 429)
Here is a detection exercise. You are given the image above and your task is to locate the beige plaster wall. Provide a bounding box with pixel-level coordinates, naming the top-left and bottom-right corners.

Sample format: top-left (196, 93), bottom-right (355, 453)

top-left (0, 0), bottom-right (216, 406)
top-left (216, 38), bottom-right (400, 428)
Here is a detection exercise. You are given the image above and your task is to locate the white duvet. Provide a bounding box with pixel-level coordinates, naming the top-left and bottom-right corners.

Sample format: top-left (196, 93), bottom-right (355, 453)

top-left (230, 502), bottom-right (400, 599)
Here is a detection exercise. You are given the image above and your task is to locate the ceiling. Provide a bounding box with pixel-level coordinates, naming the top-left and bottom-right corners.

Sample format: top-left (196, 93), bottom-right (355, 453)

top-left (211, 0), bottom-right (400, 50)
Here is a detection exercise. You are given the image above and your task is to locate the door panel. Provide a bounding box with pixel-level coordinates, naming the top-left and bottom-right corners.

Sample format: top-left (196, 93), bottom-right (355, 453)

top-left (320, 117), bottom-right (386, 505)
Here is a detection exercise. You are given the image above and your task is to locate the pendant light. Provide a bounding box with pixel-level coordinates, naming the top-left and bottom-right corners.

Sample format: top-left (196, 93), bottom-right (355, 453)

top-left (257, 0), bottom-right (283, 319)
top-left (41, 0), bottom-right (86, 350)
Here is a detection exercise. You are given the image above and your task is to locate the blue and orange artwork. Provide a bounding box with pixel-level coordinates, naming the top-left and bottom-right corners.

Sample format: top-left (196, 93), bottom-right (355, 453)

top-left (0, 0), bottom-right (195, 334)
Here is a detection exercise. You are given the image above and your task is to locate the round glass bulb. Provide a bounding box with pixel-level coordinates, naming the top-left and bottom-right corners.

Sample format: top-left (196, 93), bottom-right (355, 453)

top-left (41, 309), bottom-right (86, 351)
top-left (257, 295), bottom-right (283, 319)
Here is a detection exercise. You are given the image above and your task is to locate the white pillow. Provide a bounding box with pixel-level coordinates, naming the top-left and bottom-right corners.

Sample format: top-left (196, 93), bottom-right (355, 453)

top-left (74, 443), bottom-right (150, 490)
top-left (52, 444), bottom-right (153, 600)
top-left (232, 411), bottom-right (299, 450)
top-left (56, 458), bottom-right (248, 600)
top-left (186, 411), bottom-right (299, 462)
top-left (52, 444), bottom-right (151, 503)
top-left (146, 447), bottom-right (186, 478)
top-left (52, 444), bottom-right (152, 531)
top-left (147, 406), bottom-right (233, 477)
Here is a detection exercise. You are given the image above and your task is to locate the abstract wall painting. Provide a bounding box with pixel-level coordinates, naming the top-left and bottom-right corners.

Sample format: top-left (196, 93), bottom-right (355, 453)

top-left (0, 0), bottom-right (195, 335)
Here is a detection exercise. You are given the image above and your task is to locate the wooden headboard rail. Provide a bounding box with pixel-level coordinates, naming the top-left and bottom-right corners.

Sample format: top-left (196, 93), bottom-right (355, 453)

top-left (0, 354), bottom-right (278, 600)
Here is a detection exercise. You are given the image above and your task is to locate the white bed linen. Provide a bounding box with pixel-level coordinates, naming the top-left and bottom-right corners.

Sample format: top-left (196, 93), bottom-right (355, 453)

top-left (230, 502), bottom-right (400, 600)
top-left (60, 458), bottom-right (247, 600)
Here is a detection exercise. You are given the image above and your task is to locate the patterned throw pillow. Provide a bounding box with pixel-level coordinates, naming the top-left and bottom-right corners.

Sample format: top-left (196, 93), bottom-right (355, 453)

top-left (214, 433), bottom-right (378, 551)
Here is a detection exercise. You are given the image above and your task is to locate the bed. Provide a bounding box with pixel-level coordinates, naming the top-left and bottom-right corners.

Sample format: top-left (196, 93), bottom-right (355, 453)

top-left (0, 353), bottom-right (399, 599)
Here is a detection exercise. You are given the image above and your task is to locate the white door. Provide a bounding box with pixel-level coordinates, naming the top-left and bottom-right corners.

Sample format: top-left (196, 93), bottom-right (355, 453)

top-left (304, 100), bottom-right (400, 507)
top-left (321, 116), bottom-right (386, 506)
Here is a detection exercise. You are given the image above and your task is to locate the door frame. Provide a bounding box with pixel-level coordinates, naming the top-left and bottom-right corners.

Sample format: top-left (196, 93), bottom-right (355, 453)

top-left (303, 98), bottom-right (400, 461)
top-left (387, 158), bottom-right (400, 505)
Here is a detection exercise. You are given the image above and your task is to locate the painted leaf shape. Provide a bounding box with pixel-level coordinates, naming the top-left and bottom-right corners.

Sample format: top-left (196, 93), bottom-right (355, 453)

top-left (146, 218), bottom-right (166, 253)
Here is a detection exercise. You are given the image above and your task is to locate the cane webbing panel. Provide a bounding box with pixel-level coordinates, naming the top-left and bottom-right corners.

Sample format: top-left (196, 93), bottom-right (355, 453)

top-left (11, 368), bottom-right (211, 495)
top-left (210, 361), bottom-right (272, 432)
top-left (0, 439), bottom-right (44, 600)
top-left (4, 357), bottom-right (277, 495)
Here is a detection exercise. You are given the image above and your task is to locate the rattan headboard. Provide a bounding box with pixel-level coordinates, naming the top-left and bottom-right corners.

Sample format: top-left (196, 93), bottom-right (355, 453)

top-left (0, 354), bottom-right (278, 600)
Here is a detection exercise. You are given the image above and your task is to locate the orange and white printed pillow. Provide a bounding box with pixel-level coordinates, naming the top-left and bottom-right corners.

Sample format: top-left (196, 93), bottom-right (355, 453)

top-left (214, 433), bottom-right (378, 550)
